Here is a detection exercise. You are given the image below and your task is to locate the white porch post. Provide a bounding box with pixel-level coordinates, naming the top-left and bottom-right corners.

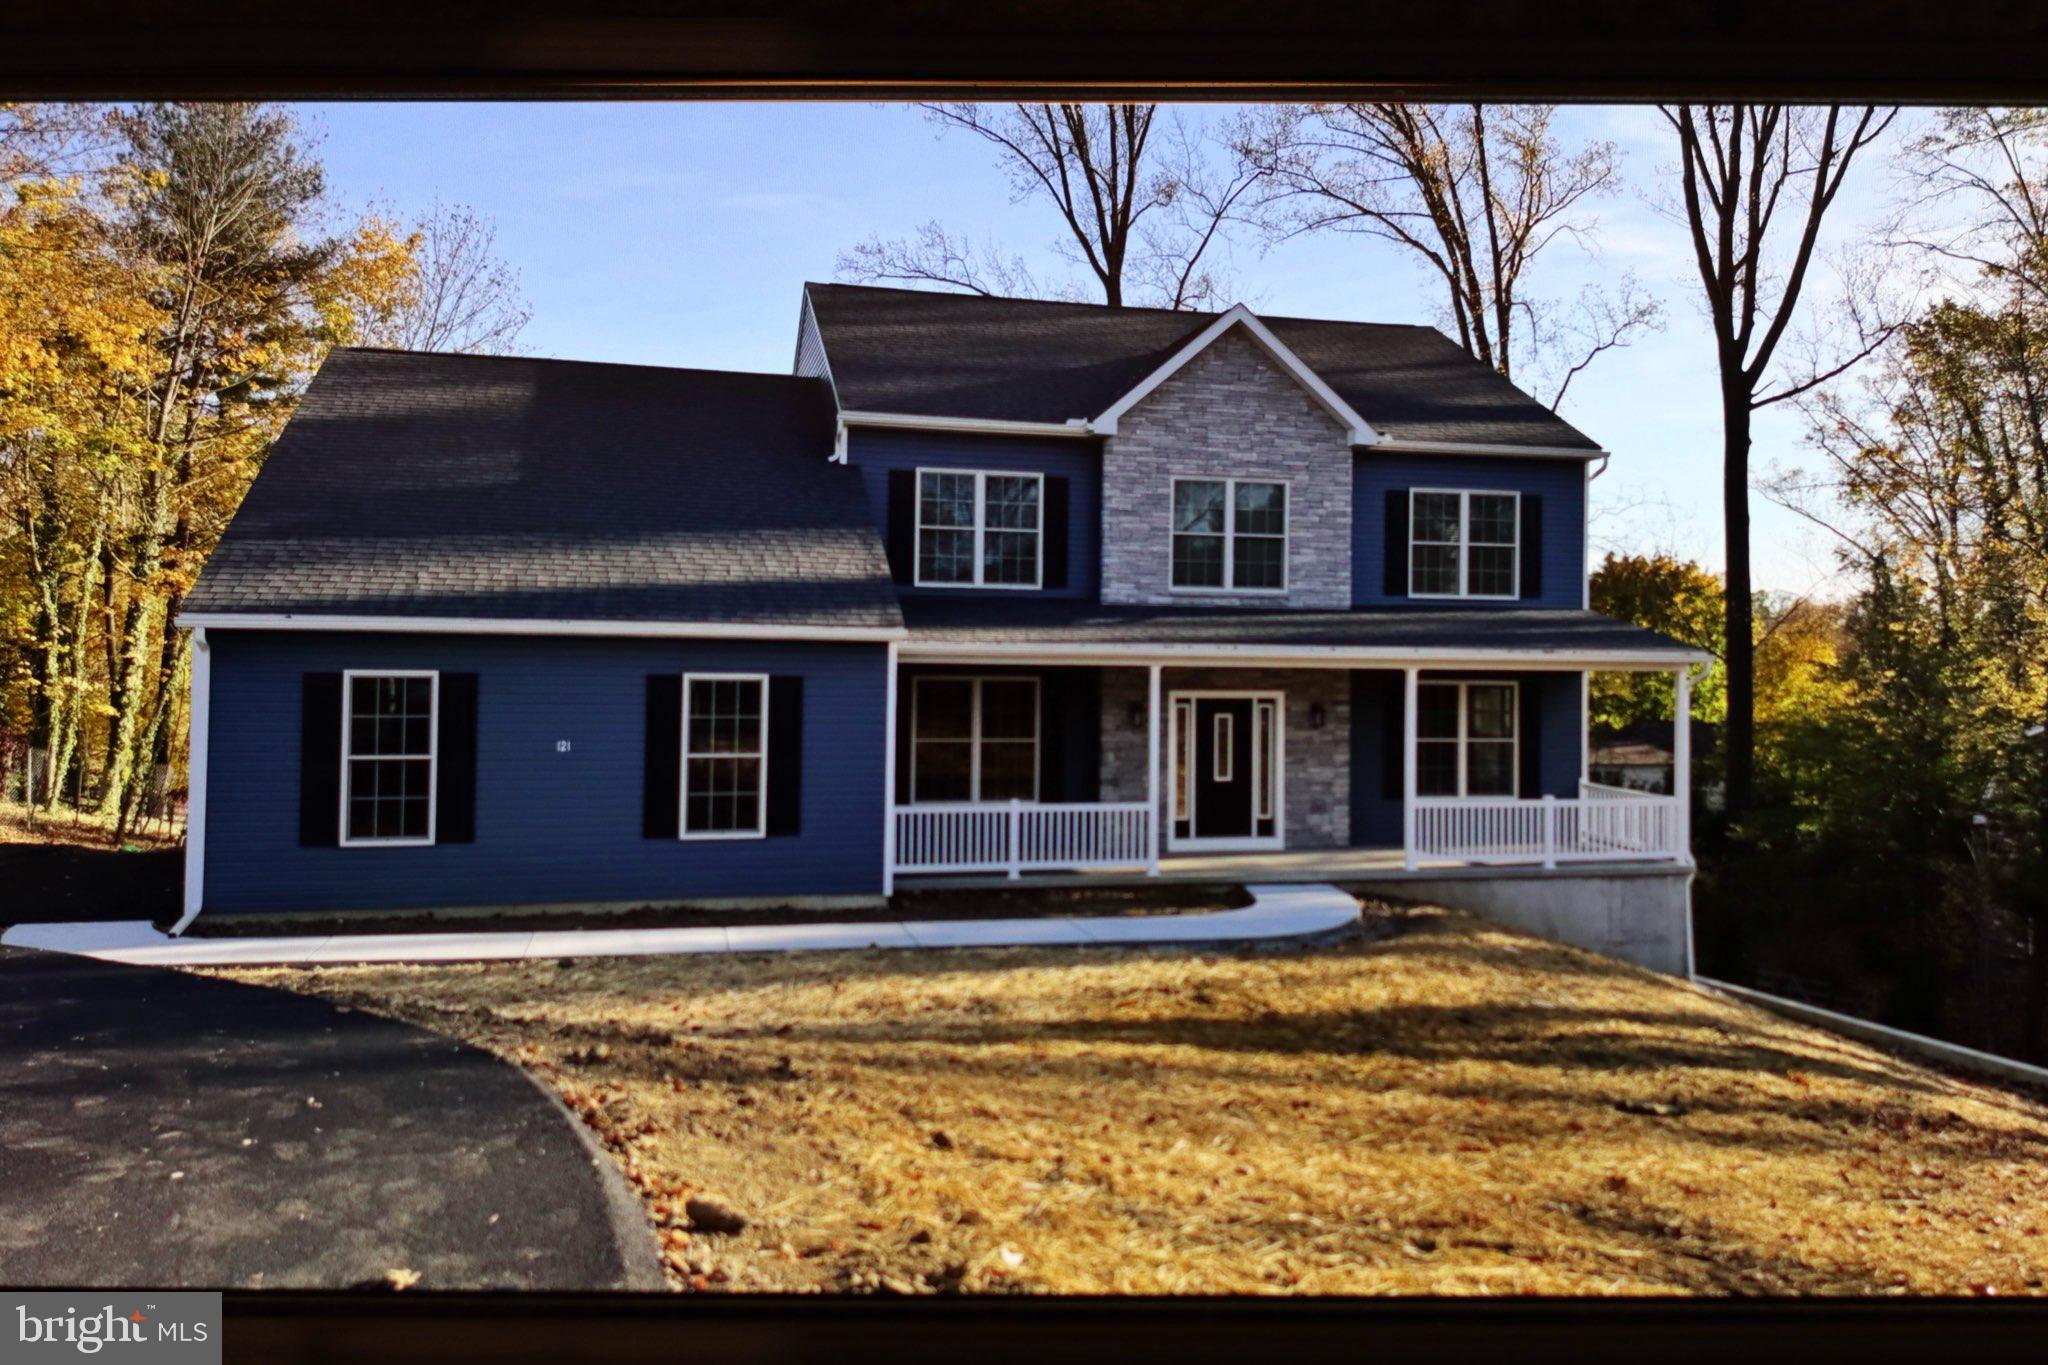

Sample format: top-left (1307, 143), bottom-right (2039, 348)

top-left (1402, 665), bottom-right (1420, 871)
top-left (1146, 663), bottom-right (1163, 876)
top-left (881, 641), bottom-right (899, 898)
top-left (1673, 665), bottom-right (1693, 864)
top-left (170, 627), bottom-right (210, 936)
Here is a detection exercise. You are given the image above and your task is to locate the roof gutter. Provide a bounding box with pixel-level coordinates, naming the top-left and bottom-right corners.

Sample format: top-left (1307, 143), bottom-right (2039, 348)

top-left (898, 640), bottom-right (1712, 669)
top-left (838, 410), bottom-right (1095, 440)
top-left (1369, 438), bottom-right (1611, 462)
top-left (836, 412), bottom-right (1608, 461)
top-left (175, 613), bottom-right (909, 642)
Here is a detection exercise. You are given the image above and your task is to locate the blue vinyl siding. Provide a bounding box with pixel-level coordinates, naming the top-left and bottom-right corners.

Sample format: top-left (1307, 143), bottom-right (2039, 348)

top-left (202, 631), bottom-right (888, 913)
top-left (1348, 668), bottom-right (1584, 847)
top-left (847, 428), bottom-right (1101, 599)
top-left (1351, 454), bottom-right (1587, 609)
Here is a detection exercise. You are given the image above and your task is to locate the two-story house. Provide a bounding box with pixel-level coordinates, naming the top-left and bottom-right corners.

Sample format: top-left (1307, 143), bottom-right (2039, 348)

top-left (175, 284), bottom-right (1709, 971)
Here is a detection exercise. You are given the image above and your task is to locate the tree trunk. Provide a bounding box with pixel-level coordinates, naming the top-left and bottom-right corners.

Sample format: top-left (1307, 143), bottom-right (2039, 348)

top-left (100, 470), bottom-right (171, 818)
top-left (1722, 383), bottom-right (1756, 822)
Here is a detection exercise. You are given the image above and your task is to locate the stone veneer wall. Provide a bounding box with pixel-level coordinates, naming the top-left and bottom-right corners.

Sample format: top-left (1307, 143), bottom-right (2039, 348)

top-left (1097, 668), bottom-right (1352, 849)
top-left (1100, 329), bottom-right (1354, 608)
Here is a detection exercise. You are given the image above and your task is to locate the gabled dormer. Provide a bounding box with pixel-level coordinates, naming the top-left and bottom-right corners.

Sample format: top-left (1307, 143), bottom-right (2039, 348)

top-left (797, 283), bottom-right (1607, 614)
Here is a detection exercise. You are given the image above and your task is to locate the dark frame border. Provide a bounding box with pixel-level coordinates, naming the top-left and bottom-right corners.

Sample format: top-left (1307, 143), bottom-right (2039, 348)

top-left (9, 0), bottom-right (2048, 102)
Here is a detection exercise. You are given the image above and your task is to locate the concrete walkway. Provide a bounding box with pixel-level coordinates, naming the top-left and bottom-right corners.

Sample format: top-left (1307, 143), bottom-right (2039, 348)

top-left (0, 945), bottom-right (665, 1289)
top-left (2, 883), bottom-right (1361, 968)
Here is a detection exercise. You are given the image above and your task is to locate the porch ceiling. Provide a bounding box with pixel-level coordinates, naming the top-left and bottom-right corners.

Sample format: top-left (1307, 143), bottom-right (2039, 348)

top-left (896, 599), bottom-right (1708, 670)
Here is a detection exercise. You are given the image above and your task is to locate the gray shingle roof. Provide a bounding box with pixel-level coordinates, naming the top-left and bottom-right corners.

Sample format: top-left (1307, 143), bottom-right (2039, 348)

top-left (806, 282), bottom-right (1602, 452)
top-left (184, 349), bottom-right (903, 630)
top-left (900, 598), bottom-right (1705, 660)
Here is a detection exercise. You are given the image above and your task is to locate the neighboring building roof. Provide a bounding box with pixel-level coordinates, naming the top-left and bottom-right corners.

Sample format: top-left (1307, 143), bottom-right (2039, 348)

top-left (1591, 718), bottom-right (1722, 760)
top-left (898, 599), bottom-right (1707, 662)
top-left (805, 282), bottom-right (1603, 452)
top-left (183, 349), bottom-right (904, 631)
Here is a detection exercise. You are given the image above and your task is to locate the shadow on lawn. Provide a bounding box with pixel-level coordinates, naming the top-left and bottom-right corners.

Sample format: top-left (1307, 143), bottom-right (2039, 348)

top-left (0, 842), bottom-right (179, 929)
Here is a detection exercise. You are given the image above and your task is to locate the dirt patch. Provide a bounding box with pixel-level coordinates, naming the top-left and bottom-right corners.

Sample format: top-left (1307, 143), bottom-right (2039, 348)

top-left (188, 884), bottom-right (1254, 938)
top-left (223, 905), bottom-right (2048, 1296)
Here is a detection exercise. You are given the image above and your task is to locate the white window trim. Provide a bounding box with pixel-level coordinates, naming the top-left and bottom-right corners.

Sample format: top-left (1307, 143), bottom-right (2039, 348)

top-left (912, 467), bottom-right (1045, 591)
top-left (1168, 476), bottom-right (1290, 595)
top-left (338, 669), bottom-right (439, 848)
top-left (1417, 680), bottom-right (1521, 799)
top-left (1166, 688), bottom-right (1287, 853)
top-left (1254, 699), bottom-right (1278, 823)
top-left (908, 675), bottom-right (1042, 805)
top-left (1408, 488), bottom-right (1522, 602)
top-left (1172, 696), bottom-right (1194, 822)
top-left (679, 672), bottom-right (770, 841)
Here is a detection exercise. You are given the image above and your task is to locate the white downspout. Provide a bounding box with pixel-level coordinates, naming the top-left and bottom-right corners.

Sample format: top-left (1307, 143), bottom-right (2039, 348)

top-left (1674, 661), bottom-right (1705, 982)
top-left (171, 627), bottom-right (210, 936)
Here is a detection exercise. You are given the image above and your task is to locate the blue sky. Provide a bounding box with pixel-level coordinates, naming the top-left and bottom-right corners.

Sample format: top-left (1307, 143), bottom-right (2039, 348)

top-left (300, 102), bottom-right (1919, 596)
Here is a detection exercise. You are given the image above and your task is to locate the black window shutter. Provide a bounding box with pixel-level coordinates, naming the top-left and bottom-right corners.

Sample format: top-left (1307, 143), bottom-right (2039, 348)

top-left (1069, 670), bottom-right (1101, 801)
top-left (887, 469), bottom-right (917, 583)
top-left (1383, 489), bottom-right (1409, 596)
top-left (299, 673), bottom-right (343, 847)
top-left (1380, 672), bottom-right (1405, 801)
top-left (643, 675), bottom-right (682, 838)
top-left (436, 673), bottom-right (479, 843)
top-left (1518, 678), bottom-right (1544, 798)
top-left (1519, 494), bottom-right (1544, 599)
top-left (1042, 476), bottom-right (1070, 589)
top-left (766, 677), bottom-right (804, 836)
top-left (1037, 675), bottom-right (1067, 800)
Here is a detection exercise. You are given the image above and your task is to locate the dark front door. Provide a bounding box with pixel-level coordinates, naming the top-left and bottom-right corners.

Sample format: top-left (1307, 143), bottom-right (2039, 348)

top-left (1191, 697), bottom-right (1255, 840)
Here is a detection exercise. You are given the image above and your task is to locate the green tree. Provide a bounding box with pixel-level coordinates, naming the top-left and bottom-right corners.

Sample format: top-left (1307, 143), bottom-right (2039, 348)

top-left (1588, 552), bottom-right (1725, 733)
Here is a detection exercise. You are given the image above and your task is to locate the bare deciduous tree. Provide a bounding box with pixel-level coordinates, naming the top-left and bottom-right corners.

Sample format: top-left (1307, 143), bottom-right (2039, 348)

top-left (837, 105), bottom-right (1257, 309)
top-left (0, 103), bottom-right (116, 187)
top-left (1659, 102), bottom-right (1896, 821)
top-left (360, 201), bottom-right (530, 354)
top-left (1891, 108), bottom-right (2048, 308)
top-left (835, 219), bottom-right (1069, 300)
top-left (1239, 102), bottom-right (1661, 408)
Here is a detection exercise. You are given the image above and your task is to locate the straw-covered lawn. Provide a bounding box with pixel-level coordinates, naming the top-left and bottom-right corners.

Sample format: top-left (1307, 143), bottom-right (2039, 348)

top-left (225, 904), bottom-right (2048, 1295)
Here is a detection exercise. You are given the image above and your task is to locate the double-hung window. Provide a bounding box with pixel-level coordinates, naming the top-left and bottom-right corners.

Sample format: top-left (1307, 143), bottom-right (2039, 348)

top-left (341, 671), bottom-right (437, 845)
top-left (916, 468), bottom-right (1043, 588)
top-left (910, 676), bottom-right (1039, 803)
top-left (1416, 681), bottom-right (1518, 798)
top-left (681, 674), bottom-right (768, 838)
top-left (1410, 489), bottom-right (1520, 599)
top-left (1171, 477), bottom-right (1287, 591)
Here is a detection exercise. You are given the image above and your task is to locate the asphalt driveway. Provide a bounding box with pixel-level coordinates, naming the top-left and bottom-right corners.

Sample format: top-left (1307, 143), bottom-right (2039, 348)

top-left (0, 945), bottom-right (662, 1290)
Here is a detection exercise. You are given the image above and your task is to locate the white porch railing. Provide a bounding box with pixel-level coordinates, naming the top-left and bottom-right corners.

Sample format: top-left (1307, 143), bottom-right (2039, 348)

top-left (893, 800), bottom-right (1154, 878)
top-left (1411, 781), bottom-right (1684, 867)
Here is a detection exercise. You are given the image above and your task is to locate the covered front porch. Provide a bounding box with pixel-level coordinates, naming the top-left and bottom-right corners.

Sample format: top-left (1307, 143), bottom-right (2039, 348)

top-left (881, 643), bottom-right (1704, 891)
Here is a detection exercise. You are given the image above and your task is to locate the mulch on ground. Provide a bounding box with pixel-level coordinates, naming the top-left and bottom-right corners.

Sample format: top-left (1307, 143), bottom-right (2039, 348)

top-left (186, 884), bottom-right (1252, 938)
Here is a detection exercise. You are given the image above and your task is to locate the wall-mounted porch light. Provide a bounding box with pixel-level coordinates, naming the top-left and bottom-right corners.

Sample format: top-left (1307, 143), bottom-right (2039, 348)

top-left (1126, 701), bottom-right (1148, 730)
top-left (1308, 703), bottom-right (1327, 730)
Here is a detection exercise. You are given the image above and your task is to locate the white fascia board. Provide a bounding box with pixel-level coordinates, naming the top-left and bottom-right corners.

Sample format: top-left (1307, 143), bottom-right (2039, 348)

top-left (838, 410), bottom-right (1096, 439)
top-left (1368, 438), bottom-right (1611, 461)
top-left (176, 613), bottom-right (907, 643)
top-left (799, 286), bottom-right (852, 465)
top-left (1090, 303), bottom-right (1381, 447)
top-left (898, 640), bottom-right (1711, 670)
